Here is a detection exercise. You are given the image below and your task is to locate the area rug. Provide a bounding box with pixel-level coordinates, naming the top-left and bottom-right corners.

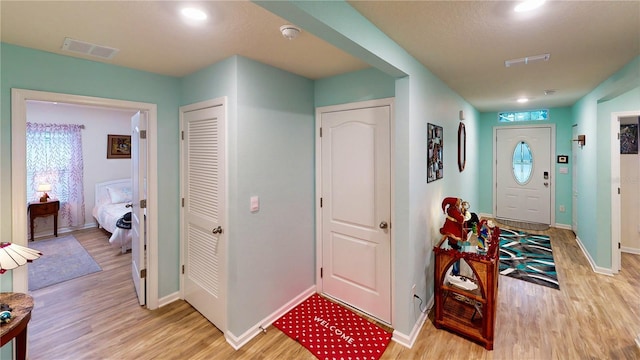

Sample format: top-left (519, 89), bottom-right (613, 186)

top-left (273, 293), bottom-right (392, 360)
top-left (28, 235), bottom-right (102, 291)
top-left (498, 228), bottom-right (559, 290)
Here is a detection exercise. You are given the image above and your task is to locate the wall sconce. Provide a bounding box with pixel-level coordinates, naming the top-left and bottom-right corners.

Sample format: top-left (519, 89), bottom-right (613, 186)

top-left (572, 134), bottom-right (586, 147)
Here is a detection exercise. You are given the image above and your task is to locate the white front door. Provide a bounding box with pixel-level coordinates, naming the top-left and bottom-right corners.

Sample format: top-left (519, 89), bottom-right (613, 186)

top-left (131, 111), bottom-right (147, 306)
top-left (319, 101), bottom-right (392, 324)
top-left (181, 102), bottom-right (226, 331)
top-left (495, 126), bottom-right (553, 225)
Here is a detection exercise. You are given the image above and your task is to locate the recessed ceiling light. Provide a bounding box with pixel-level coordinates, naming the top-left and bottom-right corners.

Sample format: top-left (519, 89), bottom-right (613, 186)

top-left (181, 7), bottom-right (207, 21)
top-left (517, 97), bottom-right (529, 103)
top-left (514, 0), bottom-right (546, 13)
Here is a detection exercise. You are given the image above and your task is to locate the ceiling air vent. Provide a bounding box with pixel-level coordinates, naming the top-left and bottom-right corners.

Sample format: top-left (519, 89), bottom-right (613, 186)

top-left (62, 37), bottom-right (119, 60)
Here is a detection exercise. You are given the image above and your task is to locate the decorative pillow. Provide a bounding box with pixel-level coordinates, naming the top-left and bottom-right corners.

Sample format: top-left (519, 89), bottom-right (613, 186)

top-left (106, 186), bottom-right (132, 204)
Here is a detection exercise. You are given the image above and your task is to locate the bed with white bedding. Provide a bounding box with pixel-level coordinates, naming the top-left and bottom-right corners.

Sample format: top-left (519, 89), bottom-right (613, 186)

top-left (93, 178), bottom-right (132, 253)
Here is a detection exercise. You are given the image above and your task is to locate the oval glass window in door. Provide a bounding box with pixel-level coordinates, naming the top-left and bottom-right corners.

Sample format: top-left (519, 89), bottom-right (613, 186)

top-left (512, 141), bottom-right (533, 184)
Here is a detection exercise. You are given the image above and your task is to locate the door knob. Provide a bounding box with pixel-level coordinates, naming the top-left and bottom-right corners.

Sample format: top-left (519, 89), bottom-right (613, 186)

top-left (379, 221), bottom-right (388, 229)
top-left (212, 226), bottom-right (223, 234)
top-left (544, 182), bottom-right (549, 187)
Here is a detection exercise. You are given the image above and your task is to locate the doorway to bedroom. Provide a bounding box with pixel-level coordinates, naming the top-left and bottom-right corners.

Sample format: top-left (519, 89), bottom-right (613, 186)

top-left (10, 89), bottom-right (159, 309)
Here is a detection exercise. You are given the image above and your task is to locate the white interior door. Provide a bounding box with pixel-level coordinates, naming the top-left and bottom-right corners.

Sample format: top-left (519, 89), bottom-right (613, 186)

top-left (182, 104), bottom-right (226, 331)
top-left (495, 126), bottom-right (552, 225)
top-left (131, 111), bottom-right (147, 306)
top-left (320, 104), bottom-right (391, 324)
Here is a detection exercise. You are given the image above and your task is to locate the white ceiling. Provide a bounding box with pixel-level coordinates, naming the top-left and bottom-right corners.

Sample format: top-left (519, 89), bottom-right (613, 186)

top-left (1, 1), bottom-right (638, 112)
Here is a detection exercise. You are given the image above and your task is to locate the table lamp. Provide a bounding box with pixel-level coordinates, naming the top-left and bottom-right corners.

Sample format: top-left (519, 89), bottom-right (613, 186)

top-left (0, 242), bottom-right (42, 320)
top-left (37, 183), bottom-right (51, 202)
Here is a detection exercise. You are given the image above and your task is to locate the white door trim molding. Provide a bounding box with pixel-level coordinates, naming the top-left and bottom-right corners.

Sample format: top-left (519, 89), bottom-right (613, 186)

top-left (11, 88), bottom-right (159, 309)
top-left (610, 110), bottom-right (640, 274)
top-left (314, 97), bottom-right (395, 325)
top-left (492, 123), bottom-right (556, 226)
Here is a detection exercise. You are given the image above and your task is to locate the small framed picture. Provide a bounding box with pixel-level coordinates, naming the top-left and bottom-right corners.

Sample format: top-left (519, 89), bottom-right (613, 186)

top-left (427, 123), bottom-right (443, 183)
top-left (557, 155), bottom-right (568, 164)
top-left (107, 134), bottom-right (131, 159)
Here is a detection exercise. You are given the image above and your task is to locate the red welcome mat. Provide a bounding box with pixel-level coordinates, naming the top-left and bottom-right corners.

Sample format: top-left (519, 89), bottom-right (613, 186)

top-left (273, 293), bottom-right (392, 360)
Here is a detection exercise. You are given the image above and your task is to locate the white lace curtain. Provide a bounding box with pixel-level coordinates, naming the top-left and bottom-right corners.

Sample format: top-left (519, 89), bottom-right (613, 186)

top-left (26, 122), bottom-right (85, 227)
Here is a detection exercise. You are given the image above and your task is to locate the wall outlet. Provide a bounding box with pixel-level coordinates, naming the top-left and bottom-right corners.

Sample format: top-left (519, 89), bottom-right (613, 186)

top-left (559, 205), bottom-right (566, 212)
top-left (411, 284), bottom-right (416, 297)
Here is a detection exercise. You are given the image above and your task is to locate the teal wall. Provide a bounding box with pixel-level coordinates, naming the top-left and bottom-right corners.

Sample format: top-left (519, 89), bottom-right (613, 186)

top-left (0, 43), bottom-right (181, 296)
top-left (3, 3), bottom-right (636, 350)
top-left (315, 67), bottom-right (395, 107)
top-left (573, 56), bottom-right (639, 269)
top-left (258, 0), bottom-right (482, 336)
top-left (477, 107), bottom-right (574, 227)
top-left (181, 56), bottom-right (316, 337)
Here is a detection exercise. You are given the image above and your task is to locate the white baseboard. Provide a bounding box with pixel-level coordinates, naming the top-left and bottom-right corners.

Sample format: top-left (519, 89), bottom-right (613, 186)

top-left (158, 291), bottom-right (181, 308)
top-left (621, 246), bottom-right (640, 255)
top-left (32, 222), bottom-right (98, 240)
top-left (554, 223), bottom-right (572, 230)
top-left (391, 295), bottom-right (433, 348)
top-left (226, 286), bottom-right (316, 350)
top-left (575, 235), bottom-right (614, 276)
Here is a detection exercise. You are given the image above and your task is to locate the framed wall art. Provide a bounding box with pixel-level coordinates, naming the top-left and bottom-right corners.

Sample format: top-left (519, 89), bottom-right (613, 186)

top-left (107, 134), bottom-right (131, 159)
top-left (620, 123), bottom-right (638, 154)
top-left (427, 123), bottom-right (443, 182)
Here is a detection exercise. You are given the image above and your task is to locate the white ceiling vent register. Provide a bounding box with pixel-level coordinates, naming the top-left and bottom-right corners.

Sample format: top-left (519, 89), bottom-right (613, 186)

top-left (62, 37), bottom-right (119, 59)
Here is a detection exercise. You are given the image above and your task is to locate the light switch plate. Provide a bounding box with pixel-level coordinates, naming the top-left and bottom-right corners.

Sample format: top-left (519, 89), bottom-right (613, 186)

top-left (250, 196), bottom-right (259, 212)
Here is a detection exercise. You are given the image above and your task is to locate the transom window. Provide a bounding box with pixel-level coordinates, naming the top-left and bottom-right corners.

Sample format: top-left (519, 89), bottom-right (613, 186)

top-left (499, 109), bottom-right (548, 122)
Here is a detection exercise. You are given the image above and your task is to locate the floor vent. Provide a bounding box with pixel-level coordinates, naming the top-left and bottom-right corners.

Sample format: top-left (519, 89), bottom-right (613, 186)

top-left (62, 37), bottom-right (119, 60)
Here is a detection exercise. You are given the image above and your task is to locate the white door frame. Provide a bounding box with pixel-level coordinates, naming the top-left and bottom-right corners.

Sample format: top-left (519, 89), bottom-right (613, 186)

top-left (314, 97), bottom-right (395, 323)
top-left (610, 110), bottom-right (640, 273)
top-left (493, 124), bottom-right (556, 226)
top-left (11, 88), bottom-right (159, 309)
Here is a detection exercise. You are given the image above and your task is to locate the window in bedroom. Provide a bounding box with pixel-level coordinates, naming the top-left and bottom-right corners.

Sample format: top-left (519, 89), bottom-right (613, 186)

top-left (26, 122), bottom-right (85, 227)
top-left (499, 109), bottom-right (549, 122)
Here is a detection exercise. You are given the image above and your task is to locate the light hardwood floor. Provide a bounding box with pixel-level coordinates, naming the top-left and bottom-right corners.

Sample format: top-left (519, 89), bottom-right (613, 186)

top-left (26, 226), bottom-right (640, 359)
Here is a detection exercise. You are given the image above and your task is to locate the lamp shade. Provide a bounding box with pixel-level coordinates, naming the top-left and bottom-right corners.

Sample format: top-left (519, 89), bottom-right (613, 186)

top-left (37, 183), bottom-right (52, 192)
top-left (0, 242), bottom-right (42, 274)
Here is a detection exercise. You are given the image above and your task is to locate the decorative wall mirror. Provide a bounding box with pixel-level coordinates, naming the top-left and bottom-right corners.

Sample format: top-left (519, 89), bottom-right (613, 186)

top-left (458, 122), bottom-right (466, 172)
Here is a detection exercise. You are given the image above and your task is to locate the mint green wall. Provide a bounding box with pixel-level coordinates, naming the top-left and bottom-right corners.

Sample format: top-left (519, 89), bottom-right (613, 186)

top-left (573, 56), bottom-right (639, 269)
top-left (315, 67), bottom-right (395, 107)
top-left (181, 56), bottom-right (316, 337)
top-left (0, 43), bottom-right (181, 357)
top-left (477, 107), bottom-right (574, 227)
top-left (0, 44), bottom-right (181, 296)
top-left (257, 0), bottom-right (481, 336)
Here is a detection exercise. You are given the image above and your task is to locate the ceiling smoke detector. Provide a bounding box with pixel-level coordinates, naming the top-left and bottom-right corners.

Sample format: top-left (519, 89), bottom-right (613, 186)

top-left (280, 25), bottom-right (301, 40)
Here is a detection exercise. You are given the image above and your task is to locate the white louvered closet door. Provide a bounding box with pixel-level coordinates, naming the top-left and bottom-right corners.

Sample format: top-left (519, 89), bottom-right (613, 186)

top-left (183, 104), bottom-right (226, 331)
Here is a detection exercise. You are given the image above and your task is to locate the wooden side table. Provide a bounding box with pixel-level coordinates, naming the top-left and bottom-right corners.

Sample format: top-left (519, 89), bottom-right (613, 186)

top-left (28, 200), bottom-right (60, 241)
top-left (0, 292), bottom-right (34, 360)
